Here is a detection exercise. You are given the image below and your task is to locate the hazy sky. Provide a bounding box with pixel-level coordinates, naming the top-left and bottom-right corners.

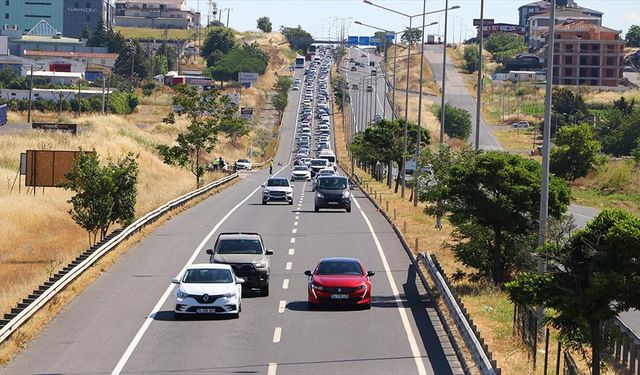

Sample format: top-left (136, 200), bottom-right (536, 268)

top-left (185, 0), bottom-right (639, 40)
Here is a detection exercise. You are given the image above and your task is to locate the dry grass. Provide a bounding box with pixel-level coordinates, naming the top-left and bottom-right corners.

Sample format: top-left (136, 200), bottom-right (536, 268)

top-left (583, 89), bottom-right (640, 104)
top-left (385, 45), bottom-right (440, 96)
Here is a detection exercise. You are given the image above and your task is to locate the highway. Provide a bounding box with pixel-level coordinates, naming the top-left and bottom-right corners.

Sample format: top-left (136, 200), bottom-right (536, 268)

top-left (1, 61), bottom-right (460, 375)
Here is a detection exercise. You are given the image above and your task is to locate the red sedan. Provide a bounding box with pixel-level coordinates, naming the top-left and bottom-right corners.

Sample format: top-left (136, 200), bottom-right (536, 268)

top-left (304, 257), bottom-right (375, 309)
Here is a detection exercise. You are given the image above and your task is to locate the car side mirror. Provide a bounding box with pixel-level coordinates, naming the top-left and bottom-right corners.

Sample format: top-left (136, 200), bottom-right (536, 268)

top-left (236, 278), bottom-right (245, 284)
top-left (304, 270), bottom-right (312, 277)
top-left (172, 278), bottom-right (180, 284)
top-left (350, 184), bottom-right (355, 190)
top-left (205, 249), bottom-right (213, 255)
top-left (260, 184), bottom-right (265, 188)
top-left (367, 271), bottom-right (376, 277)
top-left (265, 249), bottom-right (274, 256)
top-left (290, 185), bottom-right (295, 188)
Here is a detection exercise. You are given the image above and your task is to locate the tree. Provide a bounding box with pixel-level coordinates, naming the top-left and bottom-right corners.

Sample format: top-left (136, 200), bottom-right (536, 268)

top-left (431, 104), bottom-right (472, 140)
top-left (274, 76), bottom-right (292, 94)
top-left (626, 25), bottom-right (640, 47)
top-left (201, 26), bottom-right (236, 63)
top-left (280, 25), bottom-right (314, 53)
top-left (506, 209), bottom-right (640, 375)
top-left (596, 106), bottom-right (640, 156)
top-left (552, 87), bottom-right (587, 120)
top-left (113, 41), bottom-right (148, 80)
top-left (257, 16), bottom-right (272, 33)
top-left (158, 43), bottom-right (178, 71)
top-left (271, 92), bottom-right (288, 119)
top-left (63, 151), bottom-right (139, 245)
top-left (218, 118), bottom-right (251, 146)
top-left (88, 18), bottom-right (107, 47)
top-left (105, 29), bottom-right (126, 54)
top-left (206, 43), bottom-right (270, 87)
top-left (332, 75), bottom-right (350, 112)
top-left (401, 27), bottom-right (422, 45)
top-left (485, 32), bottom-right (527, 59)
top-left (157, 85), bottom-right (236, 187)
top-left (463, 45), bottom-right (480, 73)
top-left (422, 150), bottom-right (570, 284)
top-left (349, 119), bottom-right (429, 192)
top-left (551, 124), bottom-right (602, 181)
top-left (613, 96), bottom-right (635, 115)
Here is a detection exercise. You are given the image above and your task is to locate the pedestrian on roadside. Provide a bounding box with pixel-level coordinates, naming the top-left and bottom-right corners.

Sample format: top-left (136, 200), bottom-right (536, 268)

top-left (269, 159), bottom-right (274, 174)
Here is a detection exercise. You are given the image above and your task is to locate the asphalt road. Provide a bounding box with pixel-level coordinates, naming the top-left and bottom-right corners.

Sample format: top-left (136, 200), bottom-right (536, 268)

top-left (1, 62), bottom-right (460, 375)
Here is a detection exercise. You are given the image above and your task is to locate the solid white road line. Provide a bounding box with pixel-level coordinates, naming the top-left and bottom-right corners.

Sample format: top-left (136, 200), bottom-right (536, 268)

top-left (352, 197), bottom-right (428, 375)
top-left (288, 248), bottom-right (295, 255)
top-left (285, 262), bottom-right (293, 271)
top-left (273, 327), bottom-right (282, 343)
top-left (268, 362), bottom-right (278, 375)
top-left (278, 300), bottom-right (286, 313)
top-left (282, 279), bottom-right (289, 289)
top-left (110, 88), bottom-right (302, 374)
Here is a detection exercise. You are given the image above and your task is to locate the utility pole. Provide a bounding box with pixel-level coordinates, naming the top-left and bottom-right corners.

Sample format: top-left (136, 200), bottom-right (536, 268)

top-left (59, 93), bottom-right (64, 116)
top-left (474, 0), bottom-right (485, 151)
top-left (414, 0), bottom-right (427, 207)
top-left (105, 74), bottom-right (110, 114)
top-left (226, 8), bottom-right (231, 28)
top-left (101, 75), bottom-right (106, 115)
top-left (27, 65), bottom-right (33, 123)
top-left (401, 16), bottom-right (413, 198)
top-left (77, 82), bottom-right (81, 117)
top-left (537, 0), bottom-right (557, 334)
top-left (440, 0), bottom-right (449, 145)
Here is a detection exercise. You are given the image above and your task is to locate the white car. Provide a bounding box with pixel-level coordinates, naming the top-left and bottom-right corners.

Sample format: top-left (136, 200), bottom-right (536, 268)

top-left (291, 165), bottom-right (312, 181)
top-left (235, 159), bottom-right (252, 170)
top-left (173, 263), bottom-right (243, 319)
top-left (512, 121), bottom-right (530, 128)
top-left (262, 177), bottom-right (294, 205)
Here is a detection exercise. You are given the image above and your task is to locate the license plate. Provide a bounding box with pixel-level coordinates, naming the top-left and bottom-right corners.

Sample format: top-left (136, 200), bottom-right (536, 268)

top-left (331, 294), bottom-right (349, 299)
top-left (328, 202), bottom-right (339, 205)
top-left (196, 308), bottom-right (216, 313)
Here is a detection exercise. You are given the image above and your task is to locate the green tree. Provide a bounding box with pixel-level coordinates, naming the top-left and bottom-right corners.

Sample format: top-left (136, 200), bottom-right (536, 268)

top-left (157, 85), bottom-right (236, 187)
top-left (506, 209), bottom-right (640, 375)
top-left (218, 118), bottom-right (251, 146)
top-left (424, 150), bottom-right (570, 284)
top-left (485, 32), bottom-right (527, 59)
top-left (257, 16), bottom-right (272, 33)
top-left (463, 45), bottom-right (480, 73)
top-left (350, 119), bottom-right (429, 192)
top-left (597, 106), bottom-right (640, 156)
top-left (206, 43), bottom-right (270, 87)
top-left (88, 18), bottom-right (107, 47)
top-left (105, 29), bottom-right (126, 53)
top-left (401, 27), bottom-right (422, 45)
top-left (431, 103), bottom-right (472, 140)
top-left (274, 75), bottom-right (292, 94)
top-left (201, 26), bottom-right (236, 63)
top-left (103, 153), bottom-right (138, 239)
top-left (552, 87), bottom-right (587, 120)
top-left (626, 25), bottom-right (640, 47)
top-left (113, 41), bottom-right (148, 80)
top-left (613, 96), bottom-right (635, 115)
top-left (158, 43), bottom-right (178, 71)
top-left (280, 25), bottom-right (314, 53)
top-left (332, 75), bottom-right (350, 112)
top-left (551, 124), bottom-right (602, 181)
top-left (271, 92), bottom-right (288, 119)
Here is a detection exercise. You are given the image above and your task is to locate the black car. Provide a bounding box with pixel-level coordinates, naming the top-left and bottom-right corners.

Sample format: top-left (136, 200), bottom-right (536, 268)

top-left (314, 176), bottom-right (352, 213)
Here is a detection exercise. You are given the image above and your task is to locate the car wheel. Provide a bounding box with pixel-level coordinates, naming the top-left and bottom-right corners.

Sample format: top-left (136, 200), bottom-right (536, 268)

top-left (314, 205), bottom-right (319, 213)
top-left (174, 312), bottom-right (185, 320)
top-left (231, 312), bottom-right (240, 319)
top-left (308, 301), bottom-right (318, 310)
top-left (346, 206), bottom-right (351, 213)
top-left (289, 200), bottom-right (293, 205)
top-left (260, 284), bottom-right (270, 297)
top-left (362, 302), bottom-right (371, 310)
top-left (262, 200), bottom-right (267, 205)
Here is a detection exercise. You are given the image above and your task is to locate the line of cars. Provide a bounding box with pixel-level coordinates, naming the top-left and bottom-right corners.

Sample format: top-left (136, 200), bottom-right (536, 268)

top-left (172, 48), bottom-right (373, 320)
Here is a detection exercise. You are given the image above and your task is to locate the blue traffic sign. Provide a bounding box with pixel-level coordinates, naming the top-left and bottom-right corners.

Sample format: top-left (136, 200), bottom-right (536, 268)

top-left (358, 36), bottom-right (370, 46)
top-left (347, 36), bottom-right (359, 46)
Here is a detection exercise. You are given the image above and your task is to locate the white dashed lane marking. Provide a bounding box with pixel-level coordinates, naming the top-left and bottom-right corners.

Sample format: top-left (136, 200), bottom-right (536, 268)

top-left (282, 279), bottom-right (289, 289)
top-left (268, 363), bottom-right (277, 375)
top-left (290, 238), bottom-right (296, 244)
top-left (273, 327), bottom-right (282, 343)
top-left (278, 300), bottom-right (286, 313)
top-left (288, 248), bottom-right (295, 255)
top-left (286, 262), bottom-right (293, 271)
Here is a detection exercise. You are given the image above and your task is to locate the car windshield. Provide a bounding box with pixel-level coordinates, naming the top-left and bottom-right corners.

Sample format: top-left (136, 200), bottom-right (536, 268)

top-left (216, 239), bottom-right (263, 254)
top-left (318, 177), bottom-right (347, 190)
top-left (316, 260), bottom-right (363, 275)
top-left (237, 159), bottom-right (249, 163)
top-left (294, 166), bottom-right (308, 171)
top-left (183, 268), bottom-right (233, 283)
top-left (311, 160), bottom-right (328, 166)
top-left (267, 179), bottom-right (289, 187)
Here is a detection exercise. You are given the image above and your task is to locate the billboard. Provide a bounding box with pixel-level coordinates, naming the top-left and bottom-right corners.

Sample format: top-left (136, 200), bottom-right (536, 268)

top-left (473, 19), bottom-right (495, 26)
top-left (32, 122), bottom-right (78, 134)
top-left (238, 72), bottom-right (259, 84)
top-left (25, 150), bottom-right (94, 187)
top-left (240, 107), bottom-right (253, 121)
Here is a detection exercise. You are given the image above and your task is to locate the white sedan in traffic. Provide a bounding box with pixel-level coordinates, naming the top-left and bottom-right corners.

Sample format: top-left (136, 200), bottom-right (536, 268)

top-left (291, 165), bottom-right (312, 181)
top-left (173, 264), bottom-right (243, 319)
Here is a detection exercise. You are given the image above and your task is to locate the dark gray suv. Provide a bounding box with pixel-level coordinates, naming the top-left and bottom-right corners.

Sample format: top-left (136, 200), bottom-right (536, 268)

top-left (314, 176), bottom-right (352, 213)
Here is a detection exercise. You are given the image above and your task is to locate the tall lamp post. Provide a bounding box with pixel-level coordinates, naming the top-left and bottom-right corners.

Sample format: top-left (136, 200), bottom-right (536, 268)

top-left (474, 0), bottom-right (485, 150)
top-left (364, 0), bottom-right (457, 197)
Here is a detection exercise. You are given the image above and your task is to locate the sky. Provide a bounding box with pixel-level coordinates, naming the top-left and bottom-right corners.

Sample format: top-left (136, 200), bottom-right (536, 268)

top-left (185, 0), bottom-right (639, 41)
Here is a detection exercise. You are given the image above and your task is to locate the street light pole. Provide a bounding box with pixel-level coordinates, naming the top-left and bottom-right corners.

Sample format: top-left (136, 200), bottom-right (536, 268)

top-left (474, 0), bottom-right (484, 151)
top-left (401, 15), bottom-right (412, 198)
top-left (440, 0), bottom-right (449, 144)
top-left (413, 0), bottom-right (428, 207)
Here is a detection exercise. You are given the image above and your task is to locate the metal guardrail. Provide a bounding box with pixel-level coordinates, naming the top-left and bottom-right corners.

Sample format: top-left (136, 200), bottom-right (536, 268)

top-left (420, 252), bottom-right (499, 375)
top-left (0, 173), bottom-right (239, 344)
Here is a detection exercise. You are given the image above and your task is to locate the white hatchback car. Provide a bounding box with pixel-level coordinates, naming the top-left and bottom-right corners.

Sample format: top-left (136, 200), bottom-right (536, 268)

top-left (173, 263), bottom-right (243, 319)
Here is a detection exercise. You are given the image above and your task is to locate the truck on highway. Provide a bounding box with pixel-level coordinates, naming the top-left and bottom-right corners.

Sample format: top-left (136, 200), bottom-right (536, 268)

top-left (426, 34), bottom-right (445, 44)
top-left (0, 104), bottom-right (6, 126)
top-left (295, 55), bottom-right (305, 68)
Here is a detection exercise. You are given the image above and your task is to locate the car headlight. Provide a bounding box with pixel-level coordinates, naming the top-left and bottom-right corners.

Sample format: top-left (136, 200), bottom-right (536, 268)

top-left (311, 283), bottom-right (325, 291)
top-left (342, 191), bottom-right (351, 198)
top-left (254, 261), bottom-right (268, 268)
top-left (176, 289), bottom-right (189, 298)
top-left (287, 190), bottom-right (293, 195)
top-left (223, 292), bottom-right (236, 298)
top-left (354, 284), bottom-right (367, 290)
top-left (316, 193), bottom-right (324, 198)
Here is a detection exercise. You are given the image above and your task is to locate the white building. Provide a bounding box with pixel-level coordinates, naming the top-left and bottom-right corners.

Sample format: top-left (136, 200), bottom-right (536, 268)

top-left (115, 0), bottom-right (200, 29)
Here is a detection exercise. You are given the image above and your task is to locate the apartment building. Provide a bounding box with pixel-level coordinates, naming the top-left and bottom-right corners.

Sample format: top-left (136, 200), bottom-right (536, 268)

top-left (115, 0), bottom-right (199, 29)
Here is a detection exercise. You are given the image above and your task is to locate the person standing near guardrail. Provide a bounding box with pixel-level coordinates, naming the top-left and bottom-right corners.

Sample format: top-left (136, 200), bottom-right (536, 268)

top-left (269, 159), bottom-right (274, 174)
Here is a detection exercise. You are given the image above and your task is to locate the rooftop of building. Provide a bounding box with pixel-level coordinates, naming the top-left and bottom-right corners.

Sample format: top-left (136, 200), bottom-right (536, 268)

top-left (115, 0), bottom-right (184, 6)
top-left (529, 7), bottom-right (604, 21)
top-left (14, 35), bottom-right (84, 44)
top-left (24, 50), bottom-right (118, 60)
top-left (31, 71), bottom-right (84, 78)
top-left (554, 20), bottom-right (621, 34)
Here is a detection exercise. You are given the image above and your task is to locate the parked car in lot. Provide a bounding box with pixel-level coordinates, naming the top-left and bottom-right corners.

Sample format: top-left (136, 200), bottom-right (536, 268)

top-left (291, 165), bottom-right (312, 181)
top-left (235, 159), bottom-right (252, 170)
top-left (261, 177), bottom-right (294, 205)
top-left (173, 263), bottom-right (243, 319)
top-left (314, 175), bottom-right (352, 212)
top-left (304, 257), bottom-right (374, 309)
top-left (512, 121), bottom-right (530, 128)
top-left (366, 85), bottom-right (373, 92)
top-left (207, 232), bottom-right (273, 296)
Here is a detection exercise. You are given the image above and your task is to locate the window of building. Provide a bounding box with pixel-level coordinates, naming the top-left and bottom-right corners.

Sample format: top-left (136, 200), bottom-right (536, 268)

top-left (565, 68), bottom-right (573, 76)
top-left (4, 13), bottom-right (8, 19)
top-left (580, 56), bottom-right (588, 65)
top-left (4, 0), bottom-right (8, 6)
top-left (565, 56), bottom-right (573, 65)
top-left (565, 44), bottom-right (573, 52)
top-left (607, 57), bottom-right (614, 65)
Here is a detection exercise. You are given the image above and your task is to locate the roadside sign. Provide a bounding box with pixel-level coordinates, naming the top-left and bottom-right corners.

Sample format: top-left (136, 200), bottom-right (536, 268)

top-left (238, 72), bottom-right (259, 84)
top-left (347, 36), bottom-right (359, 46)
top-left (240, 107), bottom-right (253, 121)
top-left (20, 153), bottom-right (26, 175)
top-left (358, 36), bottom-right (370, 46)
top-left (32, 122), bottom-right (77, 134)
top-left (370, 37), bottom-right (381, 46)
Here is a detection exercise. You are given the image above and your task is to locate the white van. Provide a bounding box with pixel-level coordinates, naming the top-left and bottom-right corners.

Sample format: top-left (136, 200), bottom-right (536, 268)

top-left (318, 150), bottom-right (336, 166)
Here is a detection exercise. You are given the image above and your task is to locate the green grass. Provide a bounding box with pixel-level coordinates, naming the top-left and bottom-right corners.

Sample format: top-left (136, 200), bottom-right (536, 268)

top-left (520, 102), bottom-right (544, 116)
top-left (114, 26), bottom-right (194, 40)
top-left (572, 188), bottom-right (640, 216)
